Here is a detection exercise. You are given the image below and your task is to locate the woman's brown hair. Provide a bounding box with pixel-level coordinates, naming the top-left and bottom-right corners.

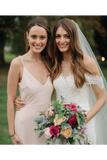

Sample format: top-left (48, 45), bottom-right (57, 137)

top-left (24, 17), bottom-right (53, 72)
top-left (52, 18), bottom-right (92, 88)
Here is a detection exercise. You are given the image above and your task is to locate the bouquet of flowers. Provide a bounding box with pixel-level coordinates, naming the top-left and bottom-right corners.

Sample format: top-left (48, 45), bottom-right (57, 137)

top-left (34, 96), bottom-right (90, 145)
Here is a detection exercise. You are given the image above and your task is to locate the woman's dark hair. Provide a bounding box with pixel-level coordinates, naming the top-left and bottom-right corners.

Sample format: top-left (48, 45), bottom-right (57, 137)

top-left (24, 17), bottom-right (53, 72)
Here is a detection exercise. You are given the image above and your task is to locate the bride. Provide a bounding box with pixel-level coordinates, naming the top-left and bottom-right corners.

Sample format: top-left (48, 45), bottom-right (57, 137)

top-left (15, 18), bottom-right (107, 144)
top-left (52, 18), bottom-right (106, 144)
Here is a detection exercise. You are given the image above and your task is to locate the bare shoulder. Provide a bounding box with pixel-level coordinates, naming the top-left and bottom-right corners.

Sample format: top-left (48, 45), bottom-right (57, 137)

top-left (83, 54), bottom-right (100, 75)
top-left (10, 56), bottom-right (22, 69)
top-left (8, 57), bottom-right (24, 77)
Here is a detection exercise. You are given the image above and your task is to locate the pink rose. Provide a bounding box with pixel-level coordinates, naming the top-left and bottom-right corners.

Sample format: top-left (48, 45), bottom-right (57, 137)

top-left (49, 125), bottom-right (60, 137)
top-left (68, 115), bottom-right (78, 128)
top-left (45, 107), bottom-right (54, 117)
top-left (43, 128), bottom-right (52, 139)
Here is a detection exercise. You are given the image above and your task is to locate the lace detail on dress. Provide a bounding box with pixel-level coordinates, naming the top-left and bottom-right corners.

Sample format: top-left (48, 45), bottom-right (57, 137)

top-left (53, 74), bottom-right (91, 109)
top-left (85, 73), bottom-right (104, 89)
top-left (53, 73), bottom-right (104, 144)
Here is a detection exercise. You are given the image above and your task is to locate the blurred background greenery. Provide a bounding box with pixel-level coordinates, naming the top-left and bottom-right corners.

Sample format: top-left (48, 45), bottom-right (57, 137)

top-left (0, 15), bottom-right (107, 144)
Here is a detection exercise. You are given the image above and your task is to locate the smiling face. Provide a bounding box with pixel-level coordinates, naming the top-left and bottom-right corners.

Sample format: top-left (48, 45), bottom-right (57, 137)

top-left (55, 26), bottom-right (71, 53)
top-left (26, 25), bottom-right (48, 53)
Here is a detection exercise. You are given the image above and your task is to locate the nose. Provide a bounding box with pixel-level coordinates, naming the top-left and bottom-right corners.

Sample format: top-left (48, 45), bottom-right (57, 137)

top-left (36, 38), bottom-right (40, 44)
top-left (60, 37), bottom-right (65, 43)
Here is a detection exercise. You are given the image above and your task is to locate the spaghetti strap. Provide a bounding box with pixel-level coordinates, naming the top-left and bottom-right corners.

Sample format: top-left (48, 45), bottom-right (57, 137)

top-left (15, 56), bottom-right (53, 144)
top-left (19, 56), bottom-right (25, 67)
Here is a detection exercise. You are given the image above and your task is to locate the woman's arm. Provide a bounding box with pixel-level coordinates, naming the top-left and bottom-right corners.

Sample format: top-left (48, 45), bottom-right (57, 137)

top-left (85, 85), bottom-right (106, 124)
top-left (84, 56), bottom-right (106, 124)
top-left (7, 57), bottom-right (23, 144)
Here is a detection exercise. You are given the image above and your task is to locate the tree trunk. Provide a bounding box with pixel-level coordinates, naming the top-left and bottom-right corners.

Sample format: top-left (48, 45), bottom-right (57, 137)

top-left (0, 31), bottom-right (6, 65)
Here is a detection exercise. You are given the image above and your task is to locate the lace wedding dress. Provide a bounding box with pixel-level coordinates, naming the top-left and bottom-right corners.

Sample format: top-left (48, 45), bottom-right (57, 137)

top-left (53, 73), bottom-right (104, 144)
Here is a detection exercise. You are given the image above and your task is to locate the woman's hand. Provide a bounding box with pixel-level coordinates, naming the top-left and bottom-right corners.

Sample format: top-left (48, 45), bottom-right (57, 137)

top-left (11, 134), bottom-right (23, 145)
top-left (14, 96), bottom-right (26, 111)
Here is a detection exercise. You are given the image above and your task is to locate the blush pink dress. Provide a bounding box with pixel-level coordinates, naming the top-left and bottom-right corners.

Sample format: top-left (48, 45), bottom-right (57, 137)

top-left (15, 56), bottom-right (53, 144)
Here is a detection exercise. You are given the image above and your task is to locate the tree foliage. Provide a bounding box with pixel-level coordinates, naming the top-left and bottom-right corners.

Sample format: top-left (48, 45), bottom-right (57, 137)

top-left (0, 16), bottom-right (107, 65)
top-left (77, 16), bottom-right (107, 60)
top-left (0, 16), bottom-right (16, 64)
top-left (0, 16), bottom-right (33, 65)
top-left (94, 16), bottom-right (107, 60)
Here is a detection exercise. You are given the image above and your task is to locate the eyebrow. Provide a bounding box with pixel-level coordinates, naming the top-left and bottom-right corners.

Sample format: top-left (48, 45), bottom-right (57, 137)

top-left (56, 33), bottom-right (69, 35)
top-left (56, 33), bottom-right (69, 36)
top-left (31, 34), bottom-right (46, 36)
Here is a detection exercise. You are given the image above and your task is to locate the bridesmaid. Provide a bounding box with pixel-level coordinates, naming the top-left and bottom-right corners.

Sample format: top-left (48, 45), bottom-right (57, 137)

top-left (7, 17), bottom-right (53, 144)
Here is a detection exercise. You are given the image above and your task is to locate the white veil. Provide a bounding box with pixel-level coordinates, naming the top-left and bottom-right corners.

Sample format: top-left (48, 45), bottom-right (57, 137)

top-left (72, 20), bottom-right (107, 144)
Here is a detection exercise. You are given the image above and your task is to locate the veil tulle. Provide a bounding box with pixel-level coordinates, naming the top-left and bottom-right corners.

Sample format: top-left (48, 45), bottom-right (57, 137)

top-left (72, 20), bottom-right (107, 144)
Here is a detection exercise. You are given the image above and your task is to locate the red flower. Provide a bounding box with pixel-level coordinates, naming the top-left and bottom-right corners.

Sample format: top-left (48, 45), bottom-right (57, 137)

top-left (84, 114), bottom-right (87, 117)
top-left (49, 125), bottom-right (60, 137)
top-left (68, 115), bottom-right (78, 128)
top-left (64, 104), bottom-right (69, 107)
top-left (65, 104), bottom-right (77, 112)
top-left (70, 104), bottom-right (77, 112)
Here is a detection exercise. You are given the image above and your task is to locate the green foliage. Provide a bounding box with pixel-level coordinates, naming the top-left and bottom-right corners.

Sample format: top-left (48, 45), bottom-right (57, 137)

top-left (33, 117), bottom-right (43, 124)
top-left (12, 30), bottom-right (24, 54)
top-left (58, 110), bottom-right (65, 119)
top-left (75, 113), bottom-right (80, 127)
top-left (51, 100), bottom-right (58, 110)
top-left (34, 95), bottom-right (91, 145)
top-left (46, 139), bottom-right (53, 144)
top-left (61, 122), bottom-right (71, 129)
top-left (0, 67), bottom-right (12, 144)
top-left (38, 131), bottom-right (44, 138)
top-left (68, 137), bottom-right (75, 144)
top-left (53, 137), bottom-right (60, 144)
top-left (0, 16), bottom-right (18, 64)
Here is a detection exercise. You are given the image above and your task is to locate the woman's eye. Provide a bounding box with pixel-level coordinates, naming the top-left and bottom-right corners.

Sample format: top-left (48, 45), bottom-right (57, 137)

top-left (55, 35), bottom-right (70, 39)
top-left (55, 35), bottom-right (60, 38)
top-left (65, 35), bottom-right (70, 38)
top-left (40, 36), bottom-right (45, 39)
top-left (31, 35), bottom-right (36, 39)
top-left (31, 35), bottom-right (46, 40)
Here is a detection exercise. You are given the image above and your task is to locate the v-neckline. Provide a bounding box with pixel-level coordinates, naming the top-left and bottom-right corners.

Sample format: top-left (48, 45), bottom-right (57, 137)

top-left (24, 67), bottom-right (49, 86)
top-left (60, 73), bottom-right (73, 79)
